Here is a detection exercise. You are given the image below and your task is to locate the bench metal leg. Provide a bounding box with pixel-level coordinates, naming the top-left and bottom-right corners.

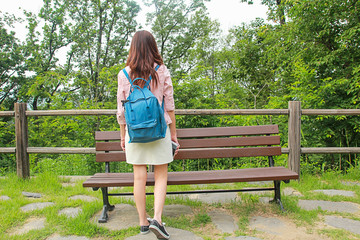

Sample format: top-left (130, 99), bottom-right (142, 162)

top-left (270, 180), bottom-right (285, 212)
top-left (98, 187), bottom-right (115, 223)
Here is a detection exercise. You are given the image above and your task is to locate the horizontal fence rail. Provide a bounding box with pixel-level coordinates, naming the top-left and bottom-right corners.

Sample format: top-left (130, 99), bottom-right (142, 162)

top-left (2, 109), bottom-right (360, 117)
top-left (302, 109), bottom-right (360, 115)
top-left (0, 148), bottom-right (16, 153)
top-left (3, 108), bottom-right (360, 117)
top-left (1, 102), bottom-right (359, 178)
top-left (25, 109), bottom-right (117, 116)
top-left (2, 147), bottom-right (358, 158)
top-left (0, 111), bottom-right (15, 117)
top-left (301, 147), bottom-right (360, 154)
top-left (6, 147), bottom-right (355, 155)
top-left (26, 147), bottom-right (96, 154)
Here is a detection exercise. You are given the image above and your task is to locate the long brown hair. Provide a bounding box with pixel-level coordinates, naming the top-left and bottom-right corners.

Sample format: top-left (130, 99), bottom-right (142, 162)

top-left (126, 30), bottom-right (163, 88)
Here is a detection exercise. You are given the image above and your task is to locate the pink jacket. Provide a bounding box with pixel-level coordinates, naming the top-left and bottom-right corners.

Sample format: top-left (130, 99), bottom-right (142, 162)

top-left (116, 64), bottom-right (175, 125)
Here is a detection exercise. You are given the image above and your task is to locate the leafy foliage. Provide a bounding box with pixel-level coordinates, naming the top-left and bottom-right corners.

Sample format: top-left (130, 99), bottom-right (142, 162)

top-left (0, 0), bottom-right (359, 174)
top-left (0, 13), bottom-right (26, 108)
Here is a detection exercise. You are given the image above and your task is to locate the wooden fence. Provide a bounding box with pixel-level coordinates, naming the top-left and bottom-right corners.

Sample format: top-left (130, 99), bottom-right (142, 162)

top-left (1, 101), bottom-right (360, 178)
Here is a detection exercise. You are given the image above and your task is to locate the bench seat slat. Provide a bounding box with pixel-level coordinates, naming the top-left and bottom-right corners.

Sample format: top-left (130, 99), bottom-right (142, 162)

top-left (178, 136), bottom-right (280, 149)
top-left (95, 131), bottom-right (120, 141)
top-left (95, 125), bottom-right (279, 141)
top-left (176, 125), bottom-right (279, 138)
top-left (95, 146), bottom-right (281, 162)
top-left (176, 146), bottom-right (281, 159)
top-left (96, 136), bottom-right (281, 151)
top-left (83, 167), bottom-right (298, 188)
top-left (96, 142), bottom-right (122, 151)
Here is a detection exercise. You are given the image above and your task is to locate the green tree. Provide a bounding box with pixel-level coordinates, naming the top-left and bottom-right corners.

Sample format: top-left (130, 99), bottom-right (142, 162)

top-left (241, 0), bottom-right (288, 25)
top-left (0, 13), bottom-right (26, 109)
top-left (144, 0), bottom-right (212, 73)
top-left (225, 19), bottom-right (274, 109)
top-left (23, 0), bottom-right (73, 110)
top-left (67, 0), bottom-right (140, 104)
top-left (0, 12), bottom-right (26, 173)
top-left (15, 0), bottom-right (140, 174)
top-left (22, 0), bottom-right (140, 110)
top-left (264, 0), bottom-right (360, 170)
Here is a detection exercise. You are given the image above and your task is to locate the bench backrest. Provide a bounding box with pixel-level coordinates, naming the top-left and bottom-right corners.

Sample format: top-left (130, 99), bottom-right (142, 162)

top-left (95, 125), bottom-right (281, 163)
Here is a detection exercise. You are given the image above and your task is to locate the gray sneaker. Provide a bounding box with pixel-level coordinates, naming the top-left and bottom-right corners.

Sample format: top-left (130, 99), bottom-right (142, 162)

top-left (140, 217), bottom-right (152, 235)
top-left (149, 219), bottom-right (170, 239)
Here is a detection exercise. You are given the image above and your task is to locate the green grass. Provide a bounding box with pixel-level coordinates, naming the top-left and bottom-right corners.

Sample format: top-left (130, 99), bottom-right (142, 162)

top-left (0, 171), bottom-right (359, 239)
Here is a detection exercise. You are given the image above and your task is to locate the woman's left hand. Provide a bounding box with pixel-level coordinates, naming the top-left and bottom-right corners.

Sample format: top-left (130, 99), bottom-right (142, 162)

top-left (172, 137), bottom-right (180, 156)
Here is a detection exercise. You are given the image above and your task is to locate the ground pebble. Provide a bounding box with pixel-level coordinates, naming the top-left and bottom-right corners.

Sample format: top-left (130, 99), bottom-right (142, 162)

top-left (22, 191), bottom-right (42, 198)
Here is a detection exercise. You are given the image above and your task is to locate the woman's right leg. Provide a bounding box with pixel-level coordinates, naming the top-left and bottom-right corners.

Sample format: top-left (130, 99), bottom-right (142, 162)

top-left (149, 164), bottom-right (170, 239)
top-left (153, 164), bottom-right (168, 224)
top-left (133, 164), bottom-right (149, 226)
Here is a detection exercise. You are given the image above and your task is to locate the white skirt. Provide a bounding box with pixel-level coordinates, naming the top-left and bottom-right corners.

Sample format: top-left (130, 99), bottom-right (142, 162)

top-left (125, 126), bottom-right (173, 165)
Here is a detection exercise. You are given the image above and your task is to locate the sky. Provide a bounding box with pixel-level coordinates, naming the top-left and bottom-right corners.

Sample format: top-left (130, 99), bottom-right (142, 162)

top-left (1, 0), bottom-right (268, 41)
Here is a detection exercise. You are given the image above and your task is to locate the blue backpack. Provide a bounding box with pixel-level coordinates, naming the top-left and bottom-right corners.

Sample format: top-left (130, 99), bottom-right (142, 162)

top-left (122, 65), bottom-right (167, 143)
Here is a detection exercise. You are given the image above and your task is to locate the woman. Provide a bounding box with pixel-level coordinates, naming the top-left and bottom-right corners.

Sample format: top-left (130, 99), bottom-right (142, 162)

top-left (116, 30), bottom-right (179, 239)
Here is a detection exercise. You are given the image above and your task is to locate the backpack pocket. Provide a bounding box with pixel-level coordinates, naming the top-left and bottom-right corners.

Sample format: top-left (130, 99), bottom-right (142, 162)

top-left (128, 119), bottom-right (162, 143)
top-left (129, 119), bottom-right (157, 130)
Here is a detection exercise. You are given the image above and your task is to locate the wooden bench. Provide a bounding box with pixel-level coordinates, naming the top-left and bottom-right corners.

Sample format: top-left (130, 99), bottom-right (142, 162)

top-left (83, 124), bottom-right (299, 223)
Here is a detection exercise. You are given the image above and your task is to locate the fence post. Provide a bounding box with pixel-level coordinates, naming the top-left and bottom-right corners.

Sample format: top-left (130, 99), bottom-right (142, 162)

top-left (288, 101), bottom-right (301, 176)
top-left (15, 103), bottom-right (30, 178)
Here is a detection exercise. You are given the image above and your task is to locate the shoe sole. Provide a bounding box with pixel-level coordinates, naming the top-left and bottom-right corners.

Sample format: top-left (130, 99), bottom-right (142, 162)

top-left (140, 230), bottom-right (150, 235)
top-left (149, 225), bottom-right (170, 239)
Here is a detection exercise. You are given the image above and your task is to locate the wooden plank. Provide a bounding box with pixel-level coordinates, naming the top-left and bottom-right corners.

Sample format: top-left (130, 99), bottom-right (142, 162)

top-left (23, 109), bottom-right (289, 117)
top-left (18, 108), bottom-right (360, 117)
top-left (302, 109), bottom-right (360, 116)
top-left (96, 136), bottom-right (280, 151)
top-left (178, 136), bottom-right (280, 149)
top-left (288, 101), bottom-right (301, 175)
top-left (95, 147), bottom-right (281, 162)
top-left (96, 152), bottom-right (126, 162)
top-left (83, 167), bottom-right (299, 187)
top-left (301, 147), bottom-right (360, 154)
top-left (96, 142), bottom-right (122, 151)
top-left (15, 103), bottom-right (30, 179)
top-left (0, 111), bottom-right (14, 117)
top-left (95, 131), bottom-right (121, 141)
top-left (0, 147), bottom-right (16, 153)
top-left (27, 147), bottom-right (96, 154)
top-left (175, 109), bottom-right (289, 115)
top-left (177, 125), bottom-right (279, 138)
top-left (281, 148), bottom-right (289, 154)
top-left (26, 109), bottom-right (117, 116)
top-left (95, 125), bottom-right (279, 141)
top-left (168, 167), bottom-right (299, 185)
top-left (175, 147), bottom-right (281, 159)
top-left (20, 147), bottom-right (360, 155)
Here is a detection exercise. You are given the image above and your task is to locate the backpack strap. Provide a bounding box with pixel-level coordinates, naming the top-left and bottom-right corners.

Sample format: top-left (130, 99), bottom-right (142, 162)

top-left (122, 65), bottom-right (160, 89)
top-left (147, 64), bottom-right (160, 89)
top-left (122, 69), bottom-right (148, 91)
top-left (122, 68), bottom-right (131, 82)
top-left (122, 68), bottom-right (132, 88)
